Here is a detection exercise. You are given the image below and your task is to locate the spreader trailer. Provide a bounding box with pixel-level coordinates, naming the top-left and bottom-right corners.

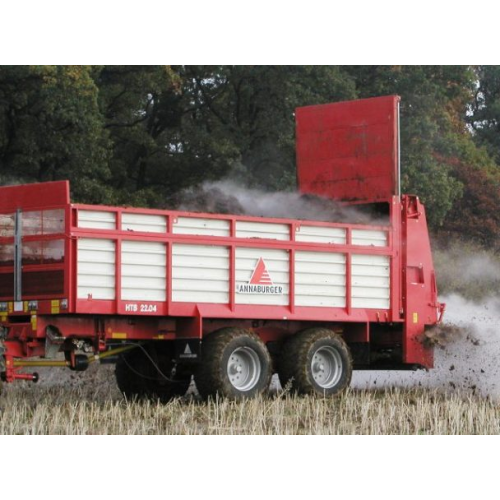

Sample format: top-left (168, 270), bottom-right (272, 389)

top-left (0, 96), bottom-right (444, 399)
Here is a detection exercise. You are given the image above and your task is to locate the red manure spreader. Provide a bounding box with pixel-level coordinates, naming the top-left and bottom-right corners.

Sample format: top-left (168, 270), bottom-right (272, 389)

top-left (0, 96), bottom-right (445, 400)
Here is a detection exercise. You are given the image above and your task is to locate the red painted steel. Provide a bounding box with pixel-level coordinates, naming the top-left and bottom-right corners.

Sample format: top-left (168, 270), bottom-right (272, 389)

top-left (401, 195), bottom-right (441, 367)
top-left (296, 96), bottom-right (400, 203)
top-left (0, 181), bottom-right (69, 211)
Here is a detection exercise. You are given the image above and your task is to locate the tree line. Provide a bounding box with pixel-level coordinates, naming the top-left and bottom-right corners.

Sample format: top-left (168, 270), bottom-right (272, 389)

top-left (0, 65), bottom-right (499, 247)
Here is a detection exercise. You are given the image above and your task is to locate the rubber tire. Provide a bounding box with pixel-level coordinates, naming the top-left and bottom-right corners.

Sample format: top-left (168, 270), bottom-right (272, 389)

top-left (115, 342), bottom-right (191, 403)
top-left (195, 328), bottom-right (272, 400)
top-left (279, 328), bottom-right (352, 396)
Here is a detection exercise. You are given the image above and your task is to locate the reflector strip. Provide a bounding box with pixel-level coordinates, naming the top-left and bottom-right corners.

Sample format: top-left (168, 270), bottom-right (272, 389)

top-left (51, 300), bottom-right (60, 314)
top-left (31, 314), bottom-right (37, 330)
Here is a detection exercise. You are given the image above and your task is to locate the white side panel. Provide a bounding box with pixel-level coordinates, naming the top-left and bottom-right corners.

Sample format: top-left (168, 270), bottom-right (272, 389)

top-left (352, 229), bottom-right (387, 247)
top-left (172, 244), bottom-right (229, 303)
top-left (173, 217), bottom-right (230, 237)
top-left (351, 254), bottom-right (390, 309)
top-left (122, 213), bottom-right (167, 233)
top-left (236, 221), bottom-right (290, 241)
top-left (295, 225), bottom-right (346, 244)
top-left (235, 248), bottom-right (289, 305)
top-left (121, 241), bottom-right (166, 301)
top-left (78, 210), bottom-right (116, 230)
top-left (77, 238), bottom-right (115, 300)
top-left (295, 251), bottom-right (346, 307)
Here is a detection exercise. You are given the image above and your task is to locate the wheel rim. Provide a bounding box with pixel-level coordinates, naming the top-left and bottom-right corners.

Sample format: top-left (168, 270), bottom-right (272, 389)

top-left (311, 346), bottom-right (343, 389)
top-left (227, 347), bottom-right (262, 391)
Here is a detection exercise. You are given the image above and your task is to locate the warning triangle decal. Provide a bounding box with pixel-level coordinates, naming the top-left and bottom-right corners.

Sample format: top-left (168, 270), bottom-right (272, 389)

top-left (249, 258), bottom-right (273, 285)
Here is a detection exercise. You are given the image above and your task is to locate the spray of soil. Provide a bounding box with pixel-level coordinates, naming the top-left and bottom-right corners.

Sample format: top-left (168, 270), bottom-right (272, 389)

top-left (352, 294), bottom-right (500, 398)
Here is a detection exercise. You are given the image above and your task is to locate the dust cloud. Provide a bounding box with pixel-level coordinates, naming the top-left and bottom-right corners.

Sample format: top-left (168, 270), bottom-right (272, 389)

top-left (176, 180), bottom-right (389, 225)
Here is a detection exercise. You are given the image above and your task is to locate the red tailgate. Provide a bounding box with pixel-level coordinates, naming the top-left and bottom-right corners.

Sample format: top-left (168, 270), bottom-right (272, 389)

top-left (296, 95), bottom-right (400, 204)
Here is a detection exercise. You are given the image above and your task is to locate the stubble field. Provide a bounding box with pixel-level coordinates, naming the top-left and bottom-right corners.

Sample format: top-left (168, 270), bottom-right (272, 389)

top-left (1, 381), bottom-right (500, 434)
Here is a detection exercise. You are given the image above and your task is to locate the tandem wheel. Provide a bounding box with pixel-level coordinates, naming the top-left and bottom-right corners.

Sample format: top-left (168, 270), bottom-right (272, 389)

top-left (194, 328), bottom-right (272, 400)
top-left (279, 328), bottom-right (352, 396)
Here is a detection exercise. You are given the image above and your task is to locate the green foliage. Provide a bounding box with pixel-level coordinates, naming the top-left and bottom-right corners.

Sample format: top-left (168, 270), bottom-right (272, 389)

top-left (0, 66), bottom-right (111, 202)
top-left (0, 65), bottom-right (499, 247)
top-left (176, 65), bottom-right (357, 192)
top-left (95, 65), bottom-right (182, 205)
top-left (402, 150), bottom-right (463, 227)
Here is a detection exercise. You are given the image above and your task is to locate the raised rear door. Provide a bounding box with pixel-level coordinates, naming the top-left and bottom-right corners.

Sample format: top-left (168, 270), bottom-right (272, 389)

top-left (296, 95), bottom-right (401, 204)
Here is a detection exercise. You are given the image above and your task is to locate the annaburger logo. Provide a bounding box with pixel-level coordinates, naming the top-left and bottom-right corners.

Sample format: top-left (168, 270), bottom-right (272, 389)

top-left (237, 258), bottom-right (283, 295)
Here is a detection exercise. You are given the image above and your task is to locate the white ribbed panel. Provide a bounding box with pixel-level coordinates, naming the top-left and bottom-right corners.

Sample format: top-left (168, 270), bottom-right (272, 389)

top-left (235, 248), bottom-right (289, 305)
top-left (352, 229), bottom-right (387, 247)
top-left (0, 214), bottom-right (14, 238)
top-left (77, 238), bottom-right (115, 300)
top-left (173, 217), bottom-right (230, 237)
top-left (295, 251), bottom-right (346, 307)
top-left (236, 221), bottom-right (290, 241)
top-left (351, 254), bottom-right (390, 309)
top-left (172, 244), bottom-right (229, 303)
top-left (295, 225), bottom-right (346, 244)
top-left (121, 241), bottom-right (166, 301)
top-left (122, 213), bottom-right (167, 233)
top-left (78, 210), bottom-right (116, 230)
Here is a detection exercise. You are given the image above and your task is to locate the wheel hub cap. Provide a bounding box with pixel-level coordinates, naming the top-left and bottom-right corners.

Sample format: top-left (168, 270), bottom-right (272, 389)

top-left (227, 347), bottom-right (261, 391)
top-left (311, 346), bottom-right (343, 389)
